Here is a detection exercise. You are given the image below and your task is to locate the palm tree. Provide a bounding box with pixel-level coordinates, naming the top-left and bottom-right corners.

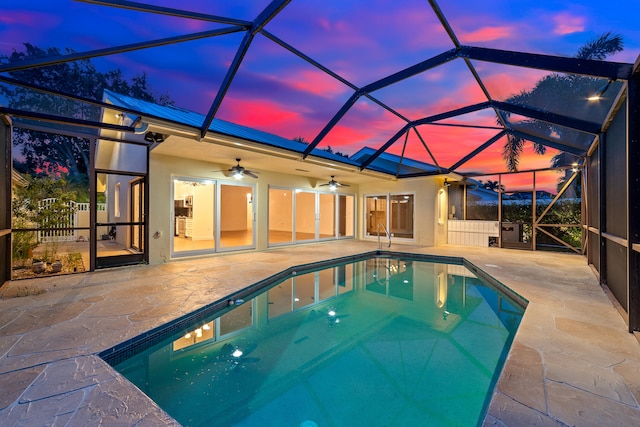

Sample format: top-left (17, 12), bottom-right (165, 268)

top-left (482, 180), bottom-right (504, 192)
top-left (500, 33), bottom-right (623, 172)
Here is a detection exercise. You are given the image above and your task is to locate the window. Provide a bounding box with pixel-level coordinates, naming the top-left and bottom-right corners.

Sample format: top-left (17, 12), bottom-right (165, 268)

top-left (365, 193), bottom-right (414, 239)
top-left (438, 189), bottom-right (446, 224)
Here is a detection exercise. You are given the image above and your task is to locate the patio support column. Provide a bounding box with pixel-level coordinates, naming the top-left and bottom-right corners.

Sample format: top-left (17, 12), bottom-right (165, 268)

top-left (144, 145), bottom-right (150, 265)
top-left (0, 115), bottom-right (10, 286)
top-left (532, 170), bottom-right (537, 251)
top-left (498, 175), bottom-right (503, 248)
top-left (90, 138), bottom-right (96, 272)
top-left (599, 132), bottom-right (607, 292)
top-left (627, 57), bottom-right (640, 333)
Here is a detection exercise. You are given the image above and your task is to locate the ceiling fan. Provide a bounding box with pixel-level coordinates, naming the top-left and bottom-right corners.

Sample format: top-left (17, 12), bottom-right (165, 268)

top-left (220, 158), bottom-right (259, 179)
top-left (320, 176), bottom-right (349, 191)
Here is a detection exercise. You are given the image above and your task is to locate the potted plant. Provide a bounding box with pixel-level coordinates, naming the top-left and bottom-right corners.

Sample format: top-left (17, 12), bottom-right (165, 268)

top-left (31, 259), bottom-right (45, 273)
top-left (51, 260), bottom-right (63, 273)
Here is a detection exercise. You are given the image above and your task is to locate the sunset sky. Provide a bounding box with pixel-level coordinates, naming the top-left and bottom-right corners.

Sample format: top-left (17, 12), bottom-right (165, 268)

top-left (1, 0), bottom-right (638, 192)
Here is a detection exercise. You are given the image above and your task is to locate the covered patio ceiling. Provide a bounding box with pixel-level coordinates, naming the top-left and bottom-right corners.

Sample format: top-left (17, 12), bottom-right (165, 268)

top-left (1, 0), bottom-right (638, 183)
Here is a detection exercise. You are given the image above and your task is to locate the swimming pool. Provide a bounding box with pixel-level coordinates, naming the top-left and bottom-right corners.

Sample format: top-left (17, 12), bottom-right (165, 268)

top-left (102, 252), bottom-right (526, 427)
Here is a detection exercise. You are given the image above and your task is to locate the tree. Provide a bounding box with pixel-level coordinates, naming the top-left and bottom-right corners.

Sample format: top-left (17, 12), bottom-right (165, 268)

top-left (291, 136), bottom-right (349, 158)
top-left (501, 33), bottom-right (623, 172)
top-left (1, 43), bottom-right (172, 196)
top-left (12, 175), bottom-right (77, 263)
top-left (481, 180), bottom-right (504, 192)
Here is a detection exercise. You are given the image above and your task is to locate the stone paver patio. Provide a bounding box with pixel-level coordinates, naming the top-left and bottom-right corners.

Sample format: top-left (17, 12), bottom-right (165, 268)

top-left (1, 241), bottom-right (639, 426)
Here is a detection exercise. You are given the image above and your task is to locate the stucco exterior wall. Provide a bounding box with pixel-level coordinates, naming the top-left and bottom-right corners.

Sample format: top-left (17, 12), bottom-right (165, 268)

top-left (148, 153), bottom-right (361, 264)
top-left (357, 177), bottom-right (447, 247)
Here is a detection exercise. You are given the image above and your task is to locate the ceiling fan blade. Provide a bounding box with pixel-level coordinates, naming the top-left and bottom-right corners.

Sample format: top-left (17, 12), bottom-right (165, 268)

top-left (245, 171), bottom-right (259, 178)
top-left (339, 183), bottom-right (350, 187)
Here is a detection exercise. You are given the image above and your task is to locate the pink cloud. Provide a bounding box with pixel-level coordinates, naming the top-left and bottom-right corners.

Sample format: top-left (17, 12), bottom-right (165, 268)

top-left (219, 97), bottom-right (307, 138)
top-left (0, 11), bottom-right (51, 25)
top-left (323, 124), bottom-right (376, 149)
top-left (290, 69), bottom-right (349, 98)
top-left (461, 26), bottom-right (513, 43)
top-left (435, 80), bottom-right (491, 112)
top-left (553, 12), bottom-right (585, 35)
top-left (480, 68), bottom-right (549, 101)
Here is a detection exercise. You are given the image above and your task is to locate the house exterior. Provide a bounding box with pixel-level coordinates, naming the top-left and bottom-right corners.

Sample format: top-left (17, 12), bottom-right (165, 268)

top-left (97, 91), bottom-right (451, 266)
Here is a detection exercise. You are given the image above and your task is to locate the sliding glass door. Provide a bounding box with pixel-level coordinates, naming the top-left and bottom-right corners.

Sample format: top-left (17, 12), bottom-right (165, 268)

top-left (268, 187), bottom-right (354, 247)
top-left (171, 177), bottom-right (254, 257)
top-left (365, 193), bottom-right (415, 241)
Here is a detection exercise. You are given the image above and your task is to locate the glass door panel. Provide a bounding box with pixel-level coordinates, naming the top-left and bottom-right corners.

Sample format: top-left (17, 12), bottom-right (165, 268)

top-left (219, 184), bottom-right (254, 250)
top-left (172, 178), bottom-right (215, 254)
top-left (365, 195), bottom-right (387, 236)
top-left (268, 188), bottom-right (293, 245)
top-left (295, 191), bottom-right (316, 242)
top-left (390, 194), bottom-right (414, 238)
top-left (130, 179), bottom-right (143, 252)
top-left (318, 193), bottom-right (335, 239)
top-left (338, 194), bottom-right (355, 238)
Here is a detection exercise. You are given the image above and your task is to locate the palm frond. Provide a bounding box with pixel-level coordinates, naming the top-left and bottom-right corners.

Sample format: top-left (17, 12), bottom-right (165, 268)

top-left (576, 32), bottom-right (623, 60)
top-left (502, 135), bottom-right (524, 172)
top-left (533, 142), bottom-right (547, 155)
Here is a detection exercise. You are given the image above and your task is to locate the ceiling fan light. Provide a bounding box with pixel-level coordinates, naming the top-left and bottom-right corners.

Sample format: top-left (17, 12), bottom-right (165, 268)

top-left (232, 170), bottom-right (243, 179)
top-left (329, 183), bottom-right (337, 191)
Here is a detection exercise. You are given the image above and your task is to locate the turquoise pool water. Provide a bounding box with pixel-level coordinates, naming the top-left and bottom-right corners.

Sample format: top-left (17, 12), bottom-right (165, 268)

top-left (105, 253), bottom-right (525, 427)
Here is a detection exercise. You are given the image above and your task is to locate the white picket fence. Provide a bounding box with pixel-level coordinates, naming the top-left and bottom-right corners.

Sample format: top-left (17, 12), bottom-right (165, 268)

top-left (37, 199), bottom-right (106, 243)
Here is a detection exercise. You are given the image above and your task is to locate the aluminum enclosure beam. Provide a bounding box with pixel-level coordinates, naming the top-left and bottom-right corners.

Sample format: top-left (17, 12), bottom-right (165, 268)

top-left (0, 27), bottom-right (245, 73)
top-left (449, 131), bottom-right (506, 171)
top-left (628, 57), bottom-right (640, 332)
top-left (507, 129), bottom-right (586, 156)
top-left (460, 45), bottom-right (634, 81)
top-left (78, 0), bottom-right (251, 26)
top-left (200, 0), bottom-right (292, 138)
top-left (492, 101), bottom-right (602, 135)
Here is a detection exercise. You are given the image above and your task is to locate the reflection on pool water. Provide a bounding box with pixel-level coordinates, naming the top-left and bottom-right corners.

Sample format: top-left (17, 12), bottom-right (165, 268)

top-left (105, 254), bottom-right (526, 427)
